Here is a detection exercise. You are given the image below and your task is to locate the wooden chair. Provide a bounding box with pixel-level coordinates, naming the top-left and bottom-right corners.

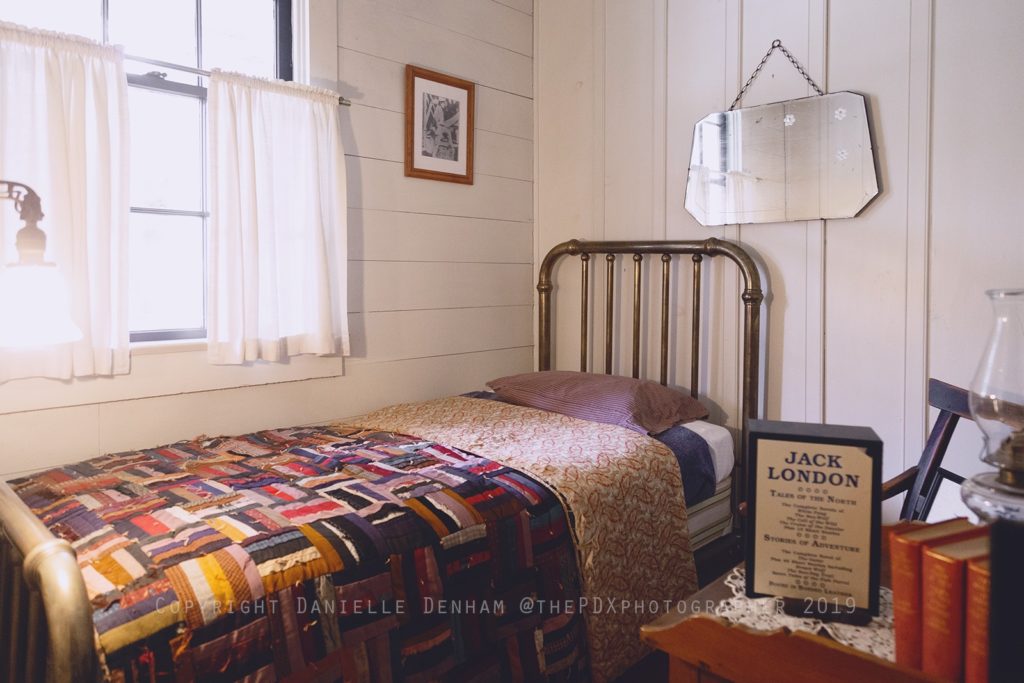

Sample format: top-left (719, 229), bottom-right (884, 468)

top-left (881, 378), bottom-right (971, 521)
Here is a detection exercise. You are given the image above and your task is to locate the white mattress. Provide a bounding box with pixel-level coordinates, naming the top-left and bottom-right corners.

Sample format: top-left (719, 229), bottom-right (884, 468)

top-left (681, 420), bottom-right (735, 483)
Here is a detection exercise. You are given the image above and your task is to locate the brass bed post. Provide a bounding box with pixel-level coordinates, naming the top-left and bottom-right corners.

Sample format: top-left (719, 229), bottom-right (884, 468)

top-left (0, 483), bottom-right (95, 683)
top-left (691, 255), bottom-right (702, 399)
top-left (7, 557), bottom-right (23, 682)
top-left (0, 537), bottom-right (9, 658)
top-left (739, 285), bottom-right (763, 518)
top-left (24, 590), bottom-right (43, 683)
top-left (580, 253), bottom-right (590, 372)
top-left (605, 254), bottom-right (615, 374)
top-left (0, 536), bottom-right (19, 678)
top-left (537, 240), bottom-right (582, 371)
top-left (631, 254), bottom-right (642, 379)
top-left (659, 254), bottom-right (670, 386)
top-left (537, 257), bottom-right (555, 371)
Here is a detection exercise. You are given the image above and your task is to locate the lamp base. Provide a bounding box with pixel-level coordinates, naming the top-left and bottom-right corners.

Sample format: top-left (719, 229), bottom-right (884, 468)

top-left (961, 471), bottom-right (1024, 523)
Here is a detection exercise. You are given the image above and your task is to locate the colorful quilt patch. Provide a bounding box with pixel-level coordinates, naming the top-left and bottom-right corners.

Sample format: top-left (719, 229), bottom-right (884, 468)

top-left (10, 425), bottom-right (586, 682)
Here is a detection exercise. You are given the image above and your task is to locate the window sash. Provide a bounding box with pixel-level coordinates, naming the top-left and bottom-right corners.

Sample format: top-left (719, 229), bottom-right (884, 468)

top-left (127, 72), bottom-right (207, 100)
top-left (118, 0), bottom-right (291, 342)
top-left (125, 68), bottom-right (209, 341)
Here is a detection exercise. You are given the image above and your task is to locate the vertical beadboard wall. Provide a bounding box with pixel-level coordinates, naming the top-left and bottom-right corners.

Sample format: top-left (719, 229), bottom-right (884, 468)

top-left (0, 0), bottom-right (535, 477)
top-left (536, 0), bottom-right (1024, 519)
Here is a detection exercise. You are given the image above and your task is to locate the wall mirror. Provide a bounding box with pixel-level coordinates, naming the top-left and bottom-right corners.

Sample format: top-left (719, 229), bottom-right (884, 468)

top-left (684, 91), bottom-right (879, 227)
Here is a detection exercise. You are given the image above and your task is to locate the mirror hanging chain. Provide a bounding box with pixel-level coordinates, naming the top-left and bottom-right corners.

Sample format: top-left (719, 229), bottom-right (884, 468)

top-left (729, 39), bottom-right (825, 110)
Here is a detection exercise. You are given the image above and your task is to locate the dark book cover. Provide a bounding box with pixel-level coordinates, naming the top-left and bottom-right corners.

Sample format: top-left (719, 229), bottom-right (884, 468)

top-left (989, 520), bottom-right (1024, 683)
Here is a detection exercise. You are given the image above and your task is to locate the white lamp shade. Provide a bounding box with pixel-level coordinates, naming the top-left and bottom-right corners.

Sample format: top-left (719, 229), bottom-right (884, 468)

top-left (0, 264), bottom-right (82, 347)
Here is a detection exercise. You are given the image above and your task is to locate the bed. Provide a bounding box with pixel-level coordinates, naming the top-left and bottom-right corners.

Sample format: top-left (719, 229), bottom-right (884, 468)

top-left (0, 238), bottom-right (764, 683)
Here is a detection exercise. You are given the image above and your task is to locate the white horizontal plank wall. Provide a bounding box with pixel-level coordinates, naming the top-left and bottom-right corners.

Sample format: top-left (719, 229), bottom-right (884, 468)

top-left (0, 0), bottom-right (534, 477)
top-left (536, 0), bottom-right (1023, 520)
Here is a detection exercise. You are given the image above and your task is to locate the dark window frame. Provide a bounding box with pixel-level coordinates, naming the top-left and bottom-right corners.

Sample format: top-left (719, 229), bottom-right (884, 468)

top-left (276, 0), bottom-right (293, 82)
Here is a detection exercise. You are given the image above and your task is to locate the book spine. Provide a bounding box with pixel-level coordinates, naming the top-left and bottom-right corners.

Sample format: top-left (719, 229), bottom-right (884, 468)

top-left (921, 549), bottom-right (968, 680)
top-left (890, 531), bottom-right (923, 668)
top-left (965, 560), bottom-right (990, 683)
top-left (991, 521), bottom-right (1024, 683)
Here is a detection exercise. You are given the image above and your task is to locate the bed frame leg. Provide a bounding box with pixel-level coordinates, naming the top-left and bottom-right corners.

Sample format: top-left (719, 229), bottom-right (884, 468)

top-left (1, 484), bottom-right (96, 683)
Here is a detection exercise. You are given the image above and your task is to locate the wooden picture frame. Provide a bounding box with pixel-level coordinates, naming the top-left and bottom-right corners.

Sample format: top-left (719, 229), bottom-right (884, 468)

top-left (404, 65), bottom-right (475, 184)
top-left (745, 419), bottom-right (883, 622)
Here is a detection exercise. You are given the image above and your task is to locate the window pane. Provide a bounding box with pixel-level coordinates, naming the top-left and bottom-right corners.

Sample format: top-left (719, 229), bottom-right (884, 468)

top-left (128, 87), bottom-right (203, 211)
top-left (109, 0), bottom-right (197, 67)
top-left (0, 0), bottom-right (102, 40)
top-left (201, 0), bottom-right (276, 77)
top-left (129, 214), bottom-right (204, 332)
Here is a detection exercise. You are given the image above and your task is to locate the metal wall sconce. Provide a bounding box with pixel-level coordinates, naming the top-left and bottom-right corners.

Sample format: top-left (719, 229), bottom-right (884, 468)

top-left (0, 180), bottom-right (82, 348)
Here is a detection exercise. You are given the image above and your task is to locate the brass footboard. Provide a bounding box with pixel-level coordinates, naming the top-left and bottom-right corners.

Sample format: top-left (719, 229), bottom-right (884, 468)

top-left (0, 483), bottom-right (95, 682)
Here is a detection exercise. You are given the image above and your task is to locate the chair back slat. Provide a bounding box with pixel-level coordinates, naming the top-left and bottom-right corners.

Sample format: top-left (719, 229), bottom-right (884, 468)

top-left (928, 378), bottom-right (972, 420)
top-left (898, 378), bottom-right (971, 521)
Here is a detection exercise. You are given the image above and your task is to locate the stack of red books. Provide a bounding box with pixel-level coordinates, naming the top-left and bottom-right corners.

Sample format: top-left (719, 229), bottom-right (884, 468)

top-left (890, 519), bottom-right (990, 683)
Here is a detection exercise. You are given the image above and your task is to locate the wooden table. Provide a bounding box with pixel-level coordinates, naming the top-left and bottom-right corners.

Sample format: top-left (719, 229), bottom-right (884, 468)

top-left (640, 539), bottom-right (941, 683)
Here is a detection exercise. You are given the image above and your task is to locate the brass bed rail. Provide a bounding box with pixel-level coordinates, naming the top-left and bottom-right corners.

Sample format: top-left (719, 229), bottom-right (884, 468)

top-left (537, 238), bottom-right (764, 526)
top-left (0, 482), bottom-right (95, 682)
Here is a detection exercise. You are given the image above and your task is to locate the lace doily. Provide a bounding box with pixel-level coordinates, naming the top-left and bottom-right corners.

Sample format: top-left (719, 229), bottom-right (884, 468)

top-left (714, 567), bottom-right (895, 662)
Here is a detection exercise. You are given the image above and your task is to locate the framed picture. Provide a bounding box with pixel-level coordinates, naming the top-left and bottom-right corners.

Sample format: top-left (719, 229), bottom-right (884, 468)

top-left (405, 65), bottom-right (475, 184)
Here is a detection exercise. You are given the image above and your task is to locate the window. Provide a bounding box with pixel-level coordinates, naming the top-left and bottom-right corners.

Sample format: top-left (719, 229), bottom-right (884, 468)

top-left (0, 0), bottom-right (292, 342)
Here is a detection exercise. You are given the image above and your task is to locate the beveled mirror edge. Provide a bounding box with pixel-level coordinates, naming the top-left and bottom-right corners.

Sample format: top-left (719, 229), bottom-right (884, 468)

top-left (683, 90), bottom-right (883, 227)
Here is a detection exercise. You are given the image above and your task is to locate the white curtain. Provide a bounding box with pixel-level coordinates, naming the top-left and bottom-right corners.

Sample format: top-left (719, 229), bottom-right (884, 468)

top-left (207, 70), bottom-right (349, 364)
top-left (0, 22), bottom-right (130, 382)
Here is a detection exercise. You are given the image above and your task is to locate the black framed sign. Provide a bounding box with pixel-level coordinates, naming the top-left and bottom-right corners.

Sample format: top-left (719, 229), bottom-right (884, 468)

top-left (745, 419), bottom-right (882, 621)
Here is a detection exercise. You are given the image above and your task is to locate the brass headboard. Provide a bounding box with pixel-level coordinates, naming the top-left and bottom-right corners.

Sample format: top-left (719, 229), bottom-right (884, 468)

top-left (536, 238), bottom-right (764, 525)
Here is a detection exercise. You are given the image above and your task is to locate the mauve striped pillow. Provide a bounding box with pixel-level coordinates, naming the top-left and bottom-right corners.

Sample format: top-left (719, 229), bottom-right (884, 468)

top-left (486, 371), bottom-right (708, 435)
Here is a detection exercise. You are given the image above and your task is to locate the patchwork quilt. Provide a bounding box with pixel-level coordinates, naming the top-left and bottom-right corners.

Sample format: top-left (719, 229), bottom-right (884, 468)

top-left (10, 423), bottom-right (587, 682)
top-left (349, 397), bottom-right (699, 683)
